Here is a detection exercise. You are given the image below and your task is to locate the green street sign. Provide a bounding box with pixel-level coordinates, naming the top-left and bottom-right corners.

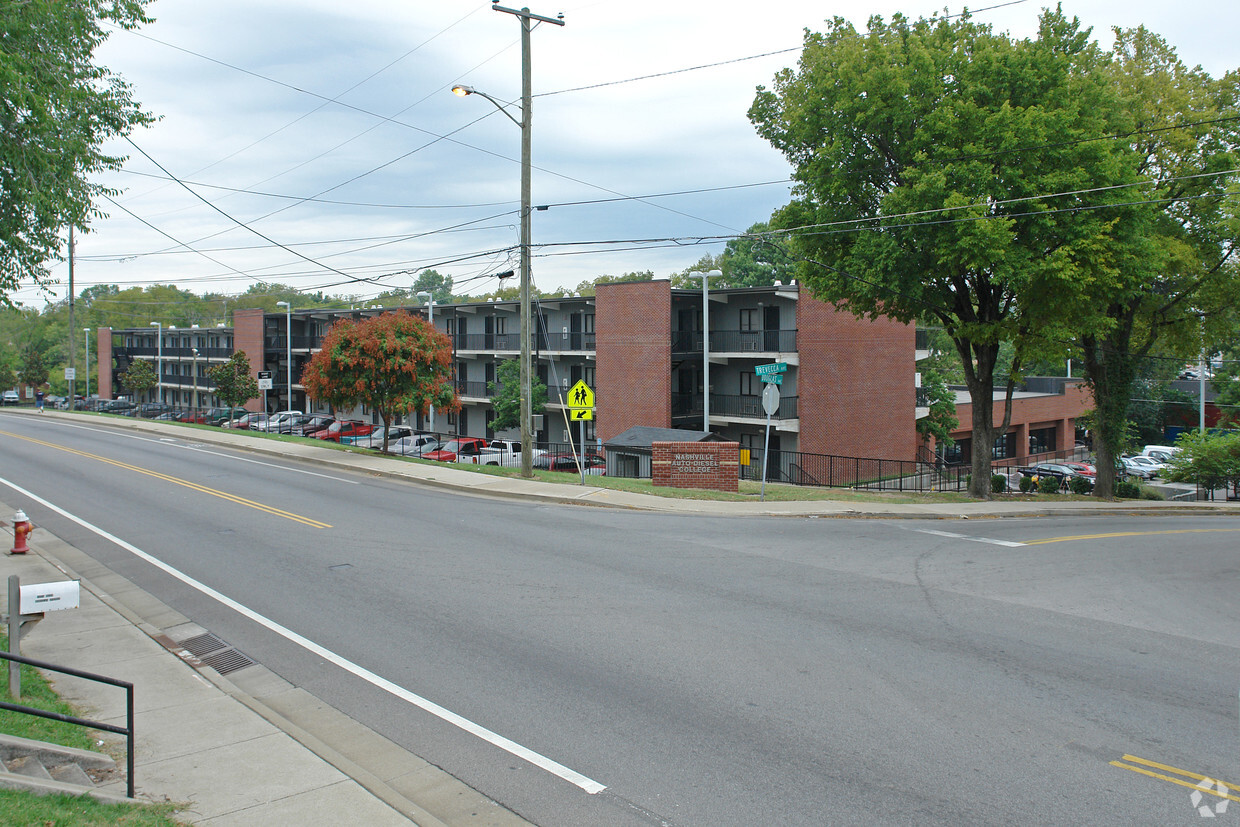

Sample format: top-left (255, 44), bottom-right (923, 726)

top-left (754, 362), bottom-right (788, 376)
top-left (761, 373), bottom-right (784, 385)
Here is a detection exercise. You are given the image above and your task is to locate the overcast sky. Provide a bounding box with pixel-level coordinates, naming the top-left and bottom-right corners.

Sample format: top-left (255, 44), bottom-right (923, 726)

top-left (22, 0), bottom-right (1240, 309)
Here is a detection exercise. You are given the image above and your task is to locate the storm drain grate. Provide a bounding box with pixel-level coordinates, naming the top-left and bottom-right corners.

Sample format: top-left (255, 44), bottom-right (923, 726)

top-left (178, 632), bottom-right (227, 657)
top-left (200, 649), bottom-right (256, 675)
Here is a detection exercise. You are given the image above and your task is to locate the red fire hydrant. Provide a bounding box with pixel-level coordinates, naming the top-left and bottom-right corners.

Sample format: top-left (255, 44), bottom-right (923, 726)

top-left (11, 510), bottom-right (32, 554)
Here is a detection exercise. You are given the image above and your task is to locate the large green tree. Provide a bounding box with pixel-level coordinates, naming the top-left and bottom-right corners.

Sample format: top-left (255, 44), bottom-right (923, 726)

top-left (1, 0), bottom-right (154, 303)
top-left (119, 358), bottom-right (155, 399)
top-left (18, 342), bottom-right (48, 388)
top-left (207, 351), bottom-right (259, 410)
top-left (750, 9), bottom-right (1143, 497)
top-left (301, 311), bottom-right (458, 453)
top-left (488, 358), bottom-right (546, 432)
top-left (1075, 28), bottom-right (1240, 497)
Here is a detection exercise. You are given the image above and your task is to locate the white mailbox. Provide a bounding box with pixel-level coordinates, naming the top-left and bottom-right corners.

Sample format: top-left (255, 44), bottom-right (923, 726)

top-left (19, 581), bottom-right (80, 614)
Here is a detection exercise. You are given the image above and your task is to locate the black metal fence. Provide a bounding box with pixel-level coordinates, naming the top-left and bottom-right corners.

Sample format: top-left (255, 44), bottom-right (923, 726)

top-left (0, 649), bottom-right (135, 798)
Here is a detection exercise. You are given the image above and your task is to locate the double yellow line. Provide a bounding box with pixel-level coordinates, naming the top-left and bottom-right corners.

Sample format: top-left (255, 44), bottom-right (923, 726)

top-left (1025, 528), bottom-right (1240, 545)
top-left (2, 430), bottom-right (331, 529)
top-left (1111, 754), bottom-right (1239, 802)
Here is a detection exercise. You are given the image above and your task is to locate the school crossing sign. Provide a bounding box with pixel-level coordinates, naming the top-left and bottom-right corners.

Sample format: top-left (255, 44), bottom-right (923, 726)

top-left (567, 380), bottom-right (594, 421)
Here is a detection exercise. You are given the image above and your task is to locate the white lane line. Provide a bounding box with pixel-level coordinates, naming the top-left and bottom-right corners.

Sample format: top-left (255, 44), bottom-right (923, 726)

top-left (909, 528), bottom-right (1025, 548)
top-left (0, 476), bottom-right (605, 795)
top-left (22, 419), bottom-right (360, 484)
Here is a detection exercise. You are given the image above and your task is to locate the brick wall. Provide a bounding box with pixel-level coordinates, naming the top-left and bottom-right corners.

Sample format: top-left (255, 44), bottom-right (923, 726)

top-left (596, 281), bottom-right (672, 441)
top-left (651, 441), bottom-right (739, 492)
top-left (952, 381), bottom-right (1093, 462)
top-left (796, 297), bottom-right (917, 460)
top-left (98, 329), bottom-right (114, 398)
top-left (232, 309), bottom-right (266, 412)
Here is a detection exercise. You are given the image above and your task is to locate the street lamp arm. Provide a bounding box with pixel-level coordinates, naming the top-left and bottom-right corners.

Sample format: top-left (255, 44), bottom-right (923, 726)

top-left (452, 85), bottom-right (523, 128)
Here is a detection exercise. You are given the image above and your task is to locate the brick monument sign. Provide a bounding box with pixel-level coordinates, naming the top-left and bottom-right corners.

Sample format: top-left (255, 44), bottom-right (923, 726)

top-left (651, 441), bottom-right (739, 493)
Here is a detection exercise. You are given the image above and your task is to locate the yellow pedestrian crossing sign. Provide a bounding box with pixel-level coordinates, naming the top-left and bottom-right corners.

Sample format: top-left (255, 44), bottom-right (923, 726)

top-left (567, 380), bottom-right (594, 410)
top-left (570, 408), bottom-right (593, 421)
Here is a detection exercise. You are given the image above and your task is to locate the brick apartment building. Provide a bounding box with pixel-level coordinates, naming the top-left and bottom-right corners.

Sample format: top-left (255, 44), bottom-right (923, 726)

top-left (96, 280), bottom-right (1092, 467)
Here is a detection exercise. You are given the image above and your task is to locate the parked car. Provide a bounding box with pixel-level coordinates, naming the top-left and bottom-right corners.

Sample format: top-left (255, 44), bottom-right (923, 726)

top-left (1119, 456), bottom-right (1155, 479)
top-left (99, 399), bottom-right (137, 415)
top-left (1061, 462), bottom-right (1096, 478)
top-left (2, 390), bottom-right (19, 405)
top-left (311, 420), bottom-right (374, 442)
top-left (1019, 463), bottom-right (1087, 490)
top-left (291, 415), bottom-right (334, 437)
top-left (255, 410), bottom-right (304, 432)
top-left (534, 451), bottom-right (607, 475)
top-left (349, 426), bottom-right (413, 450)
top-left (265, 413), bottom-right (318, 434)
top-left (225, 412), bottom-right (268, 430)
top-left (138, 402), bottom-right (174, 419)
top-left (391, 433), bottom-right (440, 457)
top-left (423, 437), bottom-right (489, 462)
top-left (1141, 446), bottom-right (1180, 464)
top-left (1125, 455), bottom-right (1166, 477)
top-left (204, 407), bottom-right (248, 427)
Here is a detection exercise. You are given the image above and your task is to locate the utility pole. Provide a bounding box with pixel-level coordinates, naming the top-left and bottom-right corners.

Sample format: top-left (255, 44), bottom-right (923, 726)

top-left (68, 226), bottom-right (75, 406)
top-left (493, 2), bottom-right (565, 477)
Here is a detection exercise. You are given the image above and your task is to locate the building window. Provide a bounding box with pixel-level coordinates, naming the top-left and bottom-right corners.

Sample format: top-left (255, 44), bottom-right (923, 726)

top-left (740, 308), bottom-right (757, 331)
top-left (740, 372), bottom-right (761, 396)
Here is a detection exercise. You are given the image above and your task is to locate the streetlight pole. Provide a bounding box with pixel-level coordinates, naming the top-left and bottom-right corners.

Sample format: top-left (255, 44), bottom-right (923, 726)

top-left (276, 301), bottom-right (291, 411)
top-left (417, 290), bottom-right (436, 435)
top-left (83, 328), bottom-right (90, 403)
top-left (685, 270), bottom-right (721, 432)
top-left (149, 322), bottom-right (162, 403)
top-left (453, 3), bottom-right (564, 478)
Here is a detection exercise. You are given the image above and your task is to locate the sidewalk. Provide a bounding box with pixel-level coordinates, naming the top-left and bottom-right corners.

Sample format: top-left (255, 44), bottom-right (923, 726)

top-left (2, 410), bottom-right (1237, 824)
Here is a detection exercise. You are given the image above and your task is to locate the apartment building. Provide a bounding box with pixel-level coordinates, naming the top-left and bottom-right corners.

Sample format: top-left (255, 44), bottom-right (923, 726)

top-left (97, 280), bottom-right (1090, 466)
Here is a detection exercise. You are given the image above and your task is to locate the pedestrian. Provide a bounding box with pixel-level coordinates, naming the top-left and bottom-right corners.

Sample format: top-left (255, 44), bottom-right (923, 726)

top-left (35, 389), bottom-right (44, 412)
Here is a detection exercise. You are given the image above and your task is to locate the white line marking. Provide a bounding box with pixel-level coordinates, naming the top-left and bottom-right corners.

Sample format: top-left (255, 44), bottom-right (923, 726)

top-left (0, 476), bottom-right (605, 795)
top-left (910, 528), bottom-right (1025, 548)
top-left (13, 419), bottom-right (360, 484)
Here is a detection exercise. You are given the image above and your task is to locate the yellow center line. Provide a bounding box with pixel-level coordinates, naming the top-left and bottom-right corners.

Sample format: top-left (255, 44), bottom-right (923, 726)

top-left (1110, 754), bottom-right (1240, 802)
top-left (1, 430), bottom-right (331, 529)
top-left (1025, 528), bottom-right (1240, 545)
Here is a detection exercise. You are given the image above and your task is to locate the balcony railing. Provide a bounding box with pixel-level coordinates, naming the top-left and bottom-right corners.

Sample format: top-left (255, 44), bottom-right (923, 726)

top-left (672, 392), bottom-right (799, 420)
top-left (671, 328), bottom-right (797, 354)
top-left (451, 331), bottom-right (596, 352)
top-left (115, 346), bottom-right (232, 360)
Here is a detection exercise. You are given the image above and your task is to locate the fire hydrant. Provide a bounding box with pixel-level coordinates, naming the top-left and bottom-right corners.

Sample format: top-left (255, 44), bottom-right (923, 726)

top-left (11, 510), bottom-right (32, 555)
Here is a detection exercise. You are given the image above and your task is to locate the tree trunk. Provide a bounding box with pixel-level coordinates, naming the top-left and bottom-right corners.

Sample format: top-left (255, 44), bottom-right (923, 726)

top-left (1082, 324), bottom-right (1136, 500)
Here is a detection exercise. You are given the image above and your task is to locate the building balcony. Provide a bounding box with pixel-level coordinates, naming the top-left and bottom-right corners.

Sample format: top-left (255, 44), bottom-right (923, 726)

top-left (671, 328), bottom-right (797, 355)
top-left (672, 392), bottom-right (799, 421)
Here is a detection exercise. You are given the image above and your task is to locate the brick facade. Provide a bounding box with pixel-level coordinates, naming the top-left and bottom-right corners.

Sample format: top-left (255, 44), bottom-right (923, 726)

top-left (796, 299), bottom-right (917, 460)
top-left (952, 381), bottom-right (1092, 463)
top-left (651, 441), bottom-right (739, 492)
top-left (596, 281), bottom-right (672, 441)
top-left (232, 309), bottom-right (266, 412)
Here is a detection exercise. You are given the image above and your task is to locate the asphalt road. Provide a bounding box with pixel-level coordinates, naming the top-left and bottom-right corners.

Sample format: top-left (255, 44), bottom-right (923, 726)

top-left (2, 413), bottom-right (1238, 825)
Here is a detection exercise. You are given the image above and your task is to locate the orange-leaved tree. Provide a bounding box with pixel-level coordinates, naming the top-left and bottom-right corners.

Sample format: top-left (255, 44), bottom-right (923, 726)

top-left (301, 311), bottom-right (458, 453)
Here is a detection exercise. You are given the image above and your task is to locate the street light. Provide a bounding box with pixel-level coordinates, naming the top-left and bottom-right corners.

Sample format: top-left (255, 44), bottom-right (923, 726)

top-left (417, 290), bottom-right (436, 436)
top-left (276, 301), bottom-right (291, 412)
top-left (684, 270), bottom-right (721, 432)
top-left (452, 3), bottom-right (564, 479)
top-left (149, 322), bottom-right (161, 403)
top-left (83, 328), bottom-right (91, 403)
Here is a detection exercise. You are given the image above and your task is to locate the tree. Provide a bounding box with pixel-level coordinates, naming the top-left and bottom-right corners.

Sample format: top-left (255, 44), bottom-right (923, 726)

top-left (120, 358), bottom-right (156, 398)
top-left (1074, 28), bottom-right (1240, 498)
top-left (576, 271), bottom-right (654, 297)
top-left (750, 9), bottom-right (1143, 497)
top-left (18, 342), bottom-right (48, 389)
top-left (1, 0), bottom-right (154, 303)
top-left (301, 311), bottom-right (458, 453)
top-left (488, 358), bottom-right (546, 432)
top-left (1163, 430), bottom-right (1240, 496)
top-left (719, 222), bottom-right (797, 288)
top-left (412, 269), bottom-right (454, 304)
top-left (207, 351), bottom-right (259, 410)
top-left (916, 365), bottom-right (958, 453)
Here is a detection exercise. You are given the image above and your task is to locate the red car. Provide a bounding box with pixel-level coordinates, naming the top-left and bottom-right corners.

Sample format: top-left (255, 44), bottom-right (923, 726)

top-left (423, 437), bottom-right (489, 462)
top-left (311, 420), bottom-right (374, 442)
top-left (1061, 462), bottom-right (1096, 477)
top-left (535, 451), bottom-right (607, 475)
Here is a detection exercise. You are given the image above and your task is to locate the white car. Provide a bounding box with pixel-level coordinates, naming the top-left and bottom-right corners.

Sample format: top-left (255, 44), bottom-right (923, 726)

top-left (391, 434), bottom-right (439, 456)
top-left (2, 390), bottom-right (19, 405)
top-left (256, 410), bottom-right (303, 432)
top-left (1126, 455), bottom-right (1166, 477)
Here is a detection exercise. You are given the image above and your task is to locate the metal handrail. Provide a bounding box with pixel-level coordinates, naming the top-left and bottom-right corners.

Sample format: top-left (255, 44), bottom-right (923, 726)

top-left (0, 649), bottom-right (135, 798)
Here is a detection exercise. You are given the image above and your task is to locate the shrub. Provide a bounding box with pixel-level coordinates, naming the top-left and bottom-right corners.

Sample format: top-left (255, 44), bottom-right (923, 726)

top-left (1018, 475), bottom-right (1035, 493)
top-left (1140, 487), bottom-right (1165, 501)
top-left (1038, 475), bottom-right (1061, 495)
top-left (1116, 480), bottom-right (1140, 499)
top-left (1068, 476), bottom-right (1093, 495)
top-left (991, 474), bottom-right (1007, 494)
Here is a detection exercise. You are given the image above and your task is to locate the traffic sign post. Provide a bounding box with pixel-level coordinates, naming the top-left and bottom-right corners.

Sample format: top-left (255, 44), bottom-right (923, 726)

top-left (258, 370), bottom-right (273, 414)
top-left (761, 384), bottom-right (780, 501)
top-left (565, 380), bottom-right (596, 485)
